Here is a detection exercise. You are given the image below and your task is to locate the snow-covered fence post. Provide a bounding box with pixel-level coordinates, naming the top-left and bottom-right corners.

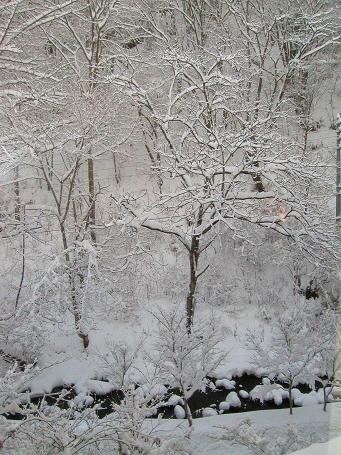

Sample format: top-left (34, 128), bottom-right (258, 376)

top-left (336, 113), bottom-right (341, 223)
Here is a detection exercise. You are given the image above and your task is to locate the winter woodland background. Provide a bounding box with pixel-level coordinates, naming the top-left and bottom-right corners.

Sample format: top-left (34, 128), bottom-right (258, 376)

top-left (0, 0), bottom-right (341, 454)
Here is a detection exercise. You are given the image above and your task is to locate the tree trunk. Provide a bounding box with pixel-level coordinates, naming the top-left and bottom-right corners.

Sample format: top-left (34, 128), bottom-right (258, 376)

top-left (14, 166), bottom-right (21, 222)
top-left (88, 156), bottom-right (96, 244)
top-left (14, 172), bottom-right (24, 309)
top-left (186, 236), bottom-right (200, 333)
top-left (323, 386), bottom-right (327, 412)
top-left (113, 152), bottom-right (120, 185)
top-left (60, 221), bottom-right (88, 348)
top-left (183, 397), bottom-right (193, 427)
top-left (288, 383), bottom-right (293, 415)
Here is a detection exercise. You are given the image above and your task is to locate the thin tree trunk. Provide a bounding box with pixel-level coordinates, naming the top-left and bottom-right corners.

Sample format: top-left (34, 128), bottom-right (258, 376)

top-left (88, 156), bottom-right (96, 244)
top-left (15, 224), bottom-right (25, 310)
top-left (323, 386), bottom-right (327, 412)
top-left (14, 166), bottom-right (21, 222)
top-left (180, 381), bottom-right (193, 427)
top-left (113, 152), bottom-right (120, 184)
top-left (323, 384), bottom-right (333, 412)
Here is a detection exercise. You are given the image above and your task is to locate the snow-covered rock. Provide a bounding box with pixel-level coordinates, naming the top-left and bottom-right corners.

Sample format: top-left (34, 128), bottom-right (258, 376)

top-left (272, 389), bottom-right (284, 406)
top-left (174, 405), bottom-right (186, 419)
top-left (316, 387), bottom-right (333, 404)
top-left (219, 401), bottom-right (230, 411)
top-left (143, 383), bottom-right (168, 398)
top-left (294, 391), bottom-right (319, 407)
top-left (74, 380), bottom-right (117, 396)
top-left (165, 394), bottom-right (184, 406)
top-left (332, 386), bottom-right (341, 399)
top-left (215, 379), bottom-right (236, 390)
top-left (225, 391), bottom-right (241, 408)
top-left (250, 383), bottom-right (286, 405)
top-left (291, 388), bottom-right (302, 400)
top-left (74, 393), bottom-right (94, 409)
top-left (292, 388), bottom-right (304, 406)
top-left (239, 390), bottom-right (249, 399)
top-left (202, 407), bottom-right (218, 417)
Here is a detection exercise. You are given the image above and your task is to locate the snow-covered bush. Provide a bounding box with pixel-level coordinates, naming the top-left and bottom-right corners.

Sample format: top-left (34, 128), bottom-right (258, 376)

top-left (98, 339), bottom-right (142, 388)
top-left (247, 300), bottom-right (337, 414)
top-left (0, 363), bottom-right (36, 416)
top-left (219, 418), bottom-right (315, 455)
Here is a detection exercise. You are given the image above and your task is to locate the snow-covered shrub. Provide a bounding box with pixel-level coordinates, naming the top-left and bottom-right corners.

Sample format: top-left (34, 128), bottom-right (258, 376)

top-left (0, 303), bottom-right (53, 362)
top-left (219, 418), bottom-right (315, 455)
top-left (0, 363), bottom-right (36, 415)
top-left (112, 385), bottom-right (166, 454)
top-left (98, 339), bottom-right (142, 388)
top-left (247, 300), bottom-right (336, 414)
top-left (149, 306), bottom-right (223, 426)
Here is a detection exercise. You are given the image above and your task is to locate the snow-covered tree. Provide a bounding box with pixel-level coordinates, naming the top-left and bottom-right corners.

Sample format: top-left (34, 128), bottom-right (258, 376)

top-left (111, 0), bottom-right (341, 330)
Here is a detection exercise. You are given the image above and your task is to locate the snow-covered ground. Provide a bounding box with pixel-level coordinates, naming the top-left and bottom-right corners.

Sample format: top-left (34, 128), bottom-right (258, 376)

top-left (143, 402), bottom-right (341, 454)
top-left (290, 437), bottom-right (341, 455)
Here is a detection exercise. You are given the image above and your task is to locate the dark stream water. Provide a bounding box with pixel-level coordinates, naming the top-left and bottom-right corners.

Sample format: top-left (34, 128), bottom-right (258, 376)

top-left (2, 373), bottom-right (315, 421)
